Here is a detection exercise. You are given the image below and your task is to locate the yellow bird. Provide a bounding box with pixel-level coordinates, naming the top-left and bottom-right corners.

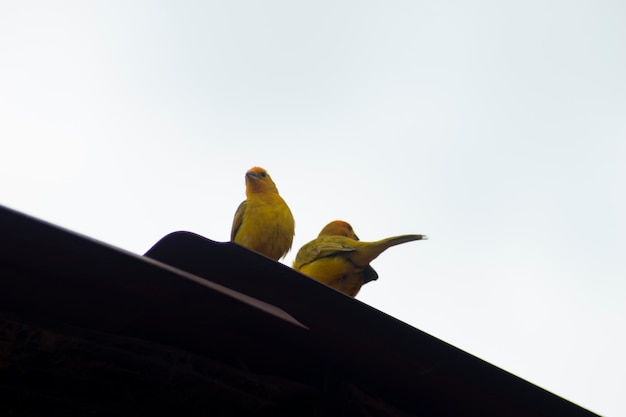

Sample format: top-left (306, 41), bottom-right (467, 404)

top-left (231, 166), bottom-right (295, 261)
top-left (293, 220), bottom-right (426, 297)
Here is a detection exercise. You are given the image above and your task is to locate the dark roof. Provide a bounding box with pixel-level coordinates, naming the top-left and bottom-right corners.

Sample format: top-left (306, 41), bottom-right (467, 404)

top-left (0, 205), bottom-right (598, 416)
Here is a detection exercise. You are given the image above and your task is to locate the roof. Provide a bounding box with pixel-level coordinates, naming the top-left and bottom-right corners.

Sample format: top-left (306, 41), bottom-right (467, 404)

top-left (0, 205), bottom-right (598, 416)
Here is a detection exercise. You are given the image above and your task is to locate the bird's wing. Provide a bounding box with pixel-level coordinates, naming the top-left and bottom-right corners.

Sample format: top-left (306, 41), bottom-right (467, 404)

top-left (294, 238), bottom-right (357, 268)
top-left (230, 200), bottom-right (247, 241)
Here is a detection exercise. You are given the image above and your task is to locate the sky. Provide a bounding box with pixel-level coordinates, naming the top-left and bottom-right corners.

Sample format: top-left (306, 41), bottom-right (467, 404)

top-left (1, 1), bottom-right (625, 415)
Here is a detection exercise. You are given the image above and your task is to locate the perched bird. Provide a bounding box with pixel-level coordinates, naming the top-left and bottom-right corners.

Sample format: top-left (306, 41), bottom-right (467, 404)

top-left (231, 166), bottom-right (295, 261)
top-left (293, 220), bottom-right (426, 297)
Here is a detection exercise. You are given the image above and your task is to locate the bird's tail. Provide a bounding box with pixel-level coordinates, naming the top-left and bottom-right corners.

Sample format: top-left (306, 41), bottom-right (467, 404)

top-left (350, 234), bottom-right (427, 266)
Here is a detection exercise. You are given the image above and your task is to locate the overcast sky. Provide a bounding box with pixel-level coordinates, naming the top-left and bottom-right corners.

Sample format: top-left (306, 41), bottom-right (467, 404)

top-left (2, 1), bottom-right (625, 415)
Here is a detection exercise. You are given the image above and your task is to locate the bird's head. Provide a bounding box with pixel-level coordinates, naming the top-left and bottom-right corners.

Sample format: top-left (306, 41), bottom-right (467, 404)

top-left (245, 166), bottom-right (279, 195)
top-left (318, 220), bottom-right (359, 240)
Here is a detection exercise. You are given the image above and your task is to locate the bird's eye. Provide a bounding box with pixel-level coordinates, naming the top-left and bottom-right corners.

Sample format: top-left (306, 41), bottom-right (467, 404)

top-left (260, 172), bottom-right (267, 177)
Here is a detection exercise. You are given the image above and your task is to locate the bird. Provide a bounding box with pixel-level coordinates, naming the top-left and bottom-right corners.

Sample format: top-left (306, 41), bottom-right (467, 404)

top-left (293, 220), bottom-right (426, 297)
top-left (231, 166), bottom-right (295, 261)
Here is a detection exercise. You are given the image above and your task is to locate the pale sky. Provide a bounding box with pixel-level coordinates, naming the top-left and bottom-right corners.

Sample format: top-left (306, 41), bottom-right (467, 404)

top-left (2, 2), bottom-right (625, 415)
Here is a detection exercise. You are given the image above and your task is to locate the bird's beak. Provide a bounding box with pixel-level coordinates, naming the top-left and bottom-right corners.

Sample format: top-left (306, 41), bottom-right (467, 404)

top-left (246, 171), bottom-right (258, 180)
